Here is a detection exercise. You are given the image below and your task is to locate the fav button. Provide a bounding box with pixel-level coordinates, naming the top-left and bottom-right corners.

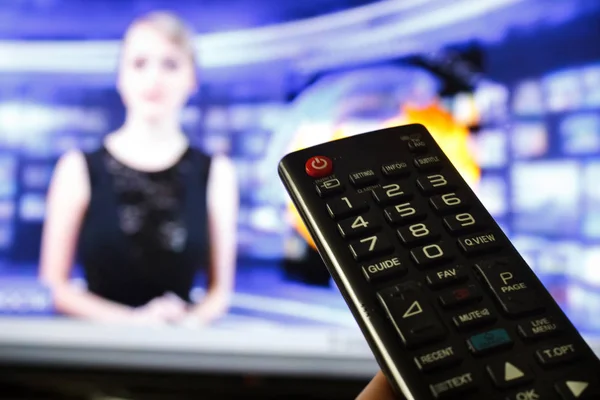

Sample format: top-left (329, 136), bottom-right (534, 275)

top-left (305, 155), bottom-right (333, 178)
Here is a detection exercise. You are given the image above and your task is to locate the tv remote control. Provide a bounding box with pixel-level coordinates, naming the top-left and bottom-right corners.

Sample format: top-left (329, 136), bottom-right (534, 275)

top-left (278, 124), bottom-right (600, 400)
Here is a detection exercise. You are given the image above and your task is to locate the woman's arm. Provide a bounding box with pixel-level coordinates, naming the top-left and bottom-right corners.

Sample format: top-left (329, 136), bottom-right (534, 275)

top-left (39, 150), bottom-right (134, 322)
top-left (191, 154), bottom-right (239, 322)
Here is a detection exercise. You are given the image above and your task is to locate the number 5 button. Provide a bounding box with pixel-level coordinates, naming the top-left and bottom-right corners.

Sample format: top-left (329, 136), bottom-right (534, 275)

top-left (349, 233), bottom-right (393, 261)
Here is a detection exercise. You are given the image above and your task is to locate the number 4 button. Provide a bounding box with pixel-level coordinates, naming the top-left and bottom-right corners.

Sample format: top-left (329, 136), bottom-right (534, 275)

top-left (349, 233), bottom-right (393, 261)
top-left (337, 212), bottom-right (380, 239)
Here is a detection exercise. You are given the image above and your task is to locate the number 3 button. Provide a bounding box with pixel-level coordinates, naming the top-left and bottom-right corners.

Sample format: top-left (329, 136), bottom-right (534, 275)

top-left (349, 233), bottom-right (393, 261)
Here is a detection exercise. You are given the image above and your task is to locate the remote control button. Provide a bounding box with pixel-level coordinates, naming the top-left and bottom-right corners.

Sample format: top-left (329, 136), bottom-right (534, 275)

top-left (361, 255), bottom-right (407, 283)
top-left (429, 370), bottom-right (477, 399)
top-left (381, 161), bottom-right (410, 178)
top-left (411, 242), bottom-right (453, 268)
top-left (443, 212), bottom-right (485, 235)
top-left (467, 328), bottom-right (513, 355)
top-left (371, 183), bottom-right (412, 205)
top-left (326, 194), bottom-right (368, 220)
top-left (408, 138), bottom-right (427, 153)
top-left (429, 192), bottom-right (469, 214)
top-left (414, 344), bottom-right (462, 373)
top-left (438, 284), bottom-right (481, 309)
top-left (337, 213), bottom-right (380, 239)
top-left (458, 231), bottom-right (502, 255)
top-left (417, 173), bottom-right (456, 195)
top-left (452, 306), bottom-right (496, 331)
top-left (426, 265), bottom-right (468, 289)
top-left (518, 315), bottom-right (562, 340)
top-left (414, 155), bottom-right (442, 171)
top-left (536, 342), bottom-right (579, 368)
top-left (397, 222), bottom-right (440, 246)
top-left (349, 169), bottom-right (378, 188)
top-left (376, 281), bottom-right (446, 348)
top-left (475, 259), bottom-right (544, 316)
top-left (504, 385), bottom-right (555, 400)
top-left (315, 177), bottom-right (344, 197)
top-left (486, 358), bottom-right (534, 389)
top-left (384, 202), bottom-right (426, 225)
top-left (305, 156), bottom-right (333, 178)
top-left (555, 377), bottom-right (599, 399)
top-left (348, 233), bottom-right (393, 261)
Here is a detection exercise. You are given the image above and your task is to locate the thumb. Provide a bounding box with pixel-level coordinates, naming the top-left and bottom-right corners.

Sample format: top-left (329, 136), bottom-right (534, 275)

top-left (356, 371), bottom-right (400, 400)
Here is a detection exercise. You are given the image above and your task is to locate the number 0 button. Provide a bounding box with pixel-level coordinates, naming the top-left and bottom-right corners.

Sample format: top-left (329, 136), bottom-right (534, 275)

top-left (411, 242), bottom-right (453, 268)
top-left (349, 234), bottom-right (393, 261)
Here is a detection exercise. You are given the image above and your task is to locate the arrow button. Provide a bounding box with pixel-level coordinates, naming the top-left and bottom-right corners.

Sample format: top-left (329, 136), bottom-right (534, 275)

top-left (377, 281), bottom-right (446, 348)
top-left (486, 358), bottom-right (533, 388)
top-left (556, 377), bottom-right (599, 399)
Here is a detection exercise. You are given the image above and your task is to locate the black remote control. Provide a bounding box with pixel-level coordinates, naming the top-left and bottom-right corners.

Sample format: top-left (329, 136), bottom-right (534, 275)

top-left (278, 124), bottom-right (600, 400)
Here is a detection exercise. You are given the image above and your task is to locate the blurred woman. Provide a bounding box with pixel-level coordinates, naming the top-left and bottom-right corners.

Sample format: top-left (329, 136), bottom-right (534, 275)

top-left (39, 11), bottom-right (238, 325)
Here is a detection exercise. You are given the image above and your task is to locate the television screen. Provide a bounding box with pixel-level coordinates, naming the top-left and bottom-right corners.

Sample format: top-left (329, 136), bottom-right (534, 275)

top-left (0, 0), bottom-right (599, 379)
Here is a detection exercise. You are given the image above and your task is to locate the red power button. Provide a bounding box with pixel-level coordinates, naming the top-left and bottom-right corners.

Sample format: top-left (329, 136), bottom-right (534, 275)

top-left (305, 156), bottom-right (333, 178)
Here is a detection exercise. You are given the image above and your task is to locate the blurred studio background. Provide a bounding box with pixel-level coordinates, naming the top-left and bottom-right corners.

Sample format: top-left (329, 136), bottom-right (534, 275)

top-left (0, 0), bottom-right (599, 398)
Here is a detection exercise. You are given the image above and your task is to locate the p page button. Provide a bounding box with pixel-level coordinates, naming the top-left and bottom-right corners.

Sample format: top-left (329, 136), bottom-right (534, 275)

top-left (305, 156), bottom-right (333, 178)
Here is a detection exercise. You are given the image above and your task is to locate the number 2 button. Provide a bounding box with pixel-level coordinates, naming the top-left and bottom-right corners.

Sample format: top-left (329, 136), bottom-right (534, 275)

top-left (349, 234), bottom-right (393, 261)
top-left (337, 213), bottom-right (380, 239)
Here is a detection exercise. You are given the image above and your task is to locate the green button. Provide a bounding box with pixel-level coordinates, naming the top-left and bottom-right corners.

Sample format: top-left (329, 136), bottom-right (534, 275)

top-left (468, 328), bottom-right (512, 355)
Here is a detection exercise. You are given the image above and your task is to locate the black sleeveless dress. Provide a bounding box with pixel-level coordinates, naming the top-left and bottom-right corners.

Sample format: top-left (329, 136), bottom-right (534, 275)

top-left (77, 146), bottom-right (212, 307)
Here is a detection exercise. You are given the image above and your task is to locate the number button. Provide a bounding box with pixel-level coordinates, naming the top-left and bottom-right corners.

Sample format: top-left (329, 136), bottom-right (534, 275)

top-left (326, 195), bottom-right (368, 220)
top-left (349, 234), bottom-right (393, 261)
top-left (417, 174), bottom-right (456, 195)
top-left (372, 183), bottom-right (412, 205)
top-left (443, 212), bottom-right (484, 234)
top-left (430, 192), bottom-right (469, 215)
top-left (337, 213), bottom-right (380, 239)
top-left (411, 242), bottom-right (453, 268)
top-left (384, 202), bottom-right (426, 225)
top-left (397, 222), bottom-right (440, 246)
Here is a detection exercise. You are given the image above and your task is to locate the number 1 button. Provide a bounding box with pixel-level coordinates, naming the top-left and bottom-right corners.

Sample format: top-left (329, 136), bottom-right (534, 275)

top-left (349, 233), bottom-right (393, 261)
top-left (326, 194), bottom-right (368, 220)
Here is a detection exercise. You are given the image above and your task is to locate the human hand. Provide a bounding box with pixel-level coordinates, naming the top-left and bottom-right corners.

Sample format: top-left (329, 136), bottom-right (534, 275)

top-left (183, 290), bottom-right (231, 327)
top-left (130, 292), bottom-right (188, 324)
top-left (356, 370), bottom-right (401, 400)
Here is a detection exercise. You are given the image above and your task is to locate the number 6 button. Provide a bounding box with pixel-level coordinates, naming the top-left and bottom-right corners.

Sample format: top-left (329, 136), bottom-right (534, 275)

top-left (349, 233), bottom-right (393, 261)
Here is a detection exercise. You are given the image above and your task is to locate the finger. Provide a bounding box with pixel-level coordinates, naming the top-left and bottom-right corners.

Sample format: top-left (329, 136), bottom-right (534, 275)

top-left (356, 371), bottom-right (399, 400)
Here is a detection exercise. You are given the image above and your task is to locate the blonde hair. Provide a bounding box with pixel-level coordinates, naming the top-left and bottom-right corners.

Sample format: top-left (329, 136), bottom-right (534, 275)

top-left (124, 11), bottom-right (198, 68)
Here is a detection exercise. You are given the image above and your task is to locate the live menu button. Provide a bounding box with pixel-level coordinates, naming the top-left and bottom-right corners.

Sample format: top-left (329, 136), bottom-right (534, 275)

top-left (518, 315), bottom-right (562, 340)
